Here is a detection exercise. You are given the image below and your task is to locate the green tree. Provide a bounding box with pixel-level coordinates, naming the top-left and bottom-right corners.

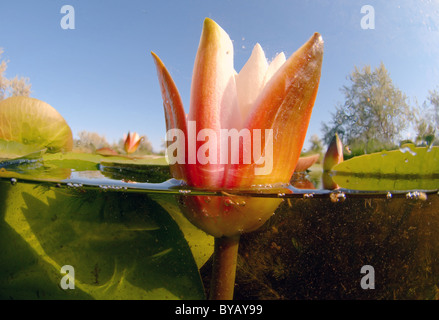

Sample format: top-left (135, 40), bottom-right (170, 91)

top-left (322, 63), bottom-right (413, 154)
top-left (304, 134), bottom-right (324, 155)
top-left (0, 48), bottom-right (32, 100)
top-left (415, 88), bottom-right (439, 146)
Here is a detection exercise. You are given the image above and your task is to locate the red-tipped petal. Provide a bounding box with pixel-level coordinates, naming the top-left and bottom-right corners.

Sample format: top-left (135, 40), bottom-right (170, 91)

top-left (151, 52), bottom-right (188, 181)
top-left (224, 33), bottom-right (324, 188)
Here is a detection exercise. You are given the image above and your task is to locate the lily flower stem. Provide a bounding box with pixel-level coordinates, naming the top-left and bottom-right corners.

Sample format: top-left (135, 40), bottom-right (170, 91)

top-left (209, 235), bottom-right (240, 300)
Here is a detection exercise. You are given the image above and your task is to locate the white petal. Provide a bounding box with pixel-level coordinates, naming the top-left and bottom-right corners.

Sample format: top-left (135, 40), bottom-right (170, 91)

top-left (263, 52), bottom-right (286, 87)
top-left (235, 43), bottom-right (268, 122)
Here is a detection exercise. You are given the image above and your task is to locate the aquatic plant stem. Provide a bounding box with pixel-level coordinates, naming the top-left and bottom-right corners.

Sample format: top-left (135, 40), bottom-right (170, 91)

top-left (209, 235), bottom-right (240, 300)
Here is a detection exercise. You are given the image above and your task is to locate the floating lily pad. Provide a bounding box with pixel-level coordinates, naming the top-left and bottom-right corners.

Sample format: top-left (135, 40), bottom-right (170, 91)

top-left (0, 97), bottom-right (73, 160)
top-left (331, 144), bottom-right (439, 191)
top-left (332, 144), bottom-right (439, 176)
top-left (0, 139), bottom-right (46, 163)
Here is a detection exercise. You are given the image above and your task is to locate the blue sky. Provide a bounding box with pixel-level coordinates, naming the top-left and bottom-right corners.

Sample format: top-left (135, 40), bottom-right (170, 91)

top-left (1, 0), bottom-right (438, 152)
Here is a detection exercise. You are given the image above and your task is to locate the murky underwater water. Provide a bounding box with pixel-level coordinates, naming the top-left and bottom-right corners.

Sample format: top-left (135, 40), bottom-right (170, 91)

top-left (0, 164), bottom-right (438, 300)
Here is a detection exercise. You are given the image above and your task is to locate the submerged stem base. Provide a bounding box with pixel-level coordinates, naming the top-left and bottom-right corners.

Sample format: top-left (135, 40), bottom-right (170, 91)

top-left (209, 235), bottom-right (240, 300)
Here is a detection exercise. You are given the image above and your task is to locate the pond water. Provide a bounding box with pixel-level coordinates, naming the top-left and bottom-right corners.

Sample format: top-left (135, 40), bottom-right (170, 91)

top-left (0, 161), bottom-right (438, 300)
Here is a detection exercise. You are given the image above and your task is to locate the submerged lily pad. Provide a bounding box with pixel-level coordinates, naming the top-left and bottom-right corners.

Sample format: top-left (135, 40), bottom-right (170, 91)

top-left (0, 96), bottom-right (73, 160)
top-left (0, 181), bottom-right (205, 299)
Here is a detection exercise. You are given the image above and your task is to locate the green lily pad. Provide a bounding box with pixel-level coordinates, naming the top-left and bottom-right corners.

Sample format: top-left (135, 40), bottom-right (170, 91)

top-left (0, 139), bottom-right (46, 162)
top-left (332, 144), bottom-right (439, 176)
top-left (331, 144), bottom-right (439, 191)
top-left (0, 180), bottom-right (205, 299)
top-left (0, 96), bottom-right (73, 159)
top-left (150, 194), bottom-right (214, 269)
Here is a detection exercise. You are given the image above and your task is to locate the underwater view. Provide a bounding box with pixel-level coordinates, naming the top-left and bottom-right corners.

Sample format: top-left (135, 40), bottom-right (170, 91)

top-left (1, 0), bottom-right (439, 305)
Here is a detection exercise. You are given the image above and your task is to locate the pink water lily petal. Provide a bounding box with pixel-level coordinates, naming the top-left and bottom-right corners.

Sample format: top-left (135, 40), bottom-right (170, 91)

top-left (151, 52), bottom-right (189, 181)
top-left (188, 18), bottom-right (240, 187)
top-left (224, 33), bottom-right (324, 188)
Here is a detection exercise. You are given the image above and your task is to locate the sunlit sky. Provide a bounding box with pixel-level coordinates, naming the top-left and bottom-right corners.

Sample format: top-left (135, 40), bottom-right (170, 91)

top-left (1, 0), bottom-right (438, 152)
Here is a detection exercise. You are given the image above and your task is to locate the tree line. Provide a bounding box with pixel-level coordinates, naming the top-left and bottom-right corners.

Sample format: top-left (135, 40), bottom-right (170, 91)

top-left (0, 48), bottom-right (31, 100)
top-left (315, 62), bottom-right (438, 158)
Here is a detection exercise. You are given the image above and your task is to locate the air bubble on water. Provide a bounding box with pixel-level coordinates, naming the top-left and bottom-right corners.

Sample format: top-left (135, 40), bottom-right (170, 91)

top-left (386, 192), bottom-right (392, 199)
top-left (277, 192), bottom-right (285, 197)
top-left (330, 192), bottom-right (346, 203)
top-left (406, 191), bottom-right (427, 201)
top-left (10, 178), bottom-right (17, 185)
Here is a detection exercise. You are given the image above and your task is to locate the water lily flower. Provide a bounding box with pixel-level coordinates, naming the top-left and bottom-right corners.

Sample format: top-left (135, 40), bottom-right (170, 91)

top-left (323, 133), bottom-right (344, 171)
top-left (124, 131), bottom-right (142, 154)
top-left (152, 18), bottom-right (323, 238)
top-left (152, 17), bottom-right (323, 300)
top-left (322, 133), bottom-right (344, 189)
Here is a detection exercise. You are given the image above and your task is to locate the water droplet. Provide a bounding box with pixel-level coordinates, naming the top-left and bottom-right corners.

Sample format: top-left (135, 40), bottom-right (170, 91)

top-left (386, 192), bottom-right (392, 199)
top-left (10, 178), bottom-right (17, 185)
top-left (303, 193), bottom-right (314, 199)
top-left (224, 199), bottom-right (233, 207)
